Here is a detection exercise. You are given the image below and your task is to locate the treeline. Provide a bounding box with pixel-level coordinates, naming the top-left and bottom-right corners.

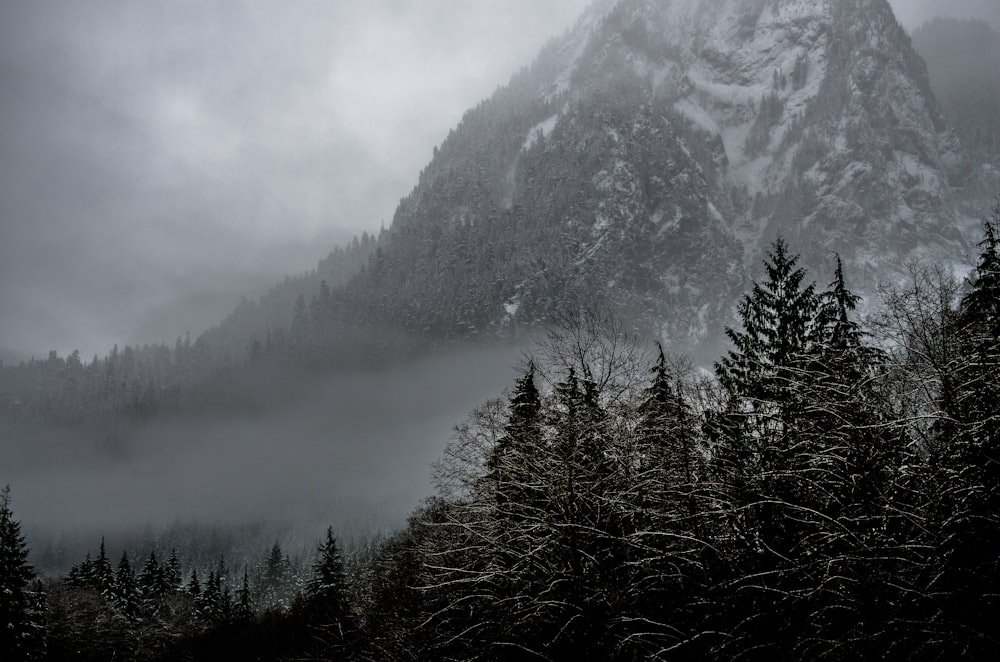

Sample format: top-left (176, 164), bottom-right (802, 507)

top-left (2, 509), bottom-right (368, 661)
top-left (42, 531), bottom-right (361, 661)
top-left (3, 208), bottom-right (999, 659)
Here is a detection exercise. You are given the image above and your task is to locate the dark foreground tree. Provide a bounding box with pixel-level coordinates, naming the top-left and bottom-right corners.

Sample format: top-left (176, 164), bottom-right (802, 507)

top-left (918, 205), bottom-right (1000, 657)
top-left (299, 527), bottom-right (356, 656)
top-left (708, 241), bottom-right (908, 658)
top-left (0, 486), bottom-right (44, 660)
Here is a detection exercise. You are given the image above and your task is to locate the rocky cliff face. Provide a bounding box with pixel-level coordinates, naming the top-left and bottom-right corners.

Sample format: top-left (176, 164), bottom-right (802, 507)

top-left (329, 0), bottom-right (995, 355)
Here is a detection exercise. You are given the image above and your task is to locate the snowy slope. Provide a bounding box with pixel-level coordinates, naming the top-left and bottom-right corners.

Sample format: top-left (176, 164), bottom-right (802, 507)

top-left (336, 0), bottom-right (994, 355)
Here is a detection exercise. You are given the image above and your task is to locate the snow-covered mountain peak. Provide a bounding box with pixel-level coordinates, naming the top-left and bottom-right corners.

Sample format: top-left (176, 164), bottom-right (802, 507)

top-left (337, 0), bottom-right (995, 355)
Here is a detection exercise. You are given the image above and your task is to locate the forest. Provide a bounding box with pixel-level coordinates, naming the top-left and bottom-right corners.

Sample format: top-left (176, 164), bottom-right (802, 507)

top-left (2, 203), bottom-right (999, 660)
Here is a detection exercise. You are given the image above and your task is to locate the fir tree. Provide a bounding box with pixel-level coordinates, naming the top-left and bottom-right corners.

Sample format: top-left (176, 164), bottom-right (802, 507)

top-left (490, 361), bottom-right (543, 521)
top-left (303, 527), bottom-right (354, 651)
top-left (710, 239), bottom-right (827, 658)
top-left (94, 538), bottom-right (114, 599)
top-left (186, 568), bottom-right (202, 597)
top-left (928, 205), bottom-right (1000, 655)
top-left (164, 549), bottom-right (181, 593)
top-left (712, 239), bottom-right (820, 547)
top-left (234, 567), bottom-right (254, 623)
top-left (112, 551), bottom-right (140, 620)
top-left (261, 542), bottom-right (291, 613)
top-left (0, 486), bottom-right (42, 660)
top-left (716, 237), bottom-right (818, 411)
top-left (138, 550), bottom-right (169, 614)
top-left (637, 344), bottom-right (696, 518)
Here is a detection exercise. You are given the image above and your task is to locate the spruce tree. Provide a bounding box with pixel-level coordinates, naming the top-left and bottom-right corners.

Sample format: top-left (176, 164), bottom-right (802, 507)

top-left (929, 206), bottom-right (1000, 655)
top-left (112, 551), bottom-right (140, 620)
top-left (712, 238), bottom-right (820, 550)
top-left (710, 239), bottom-right (825, 658)
top-left (138, 550), bottom-right (169, 615)
top-left (186, 568), bottom-right (202, 597)
top-left (234, 567), bottom-right (254, 623)
top-left (94, 538), bottom-right (114, 599)
top-left (307, 528), bottom-right (349, 617)
top-left (794, 255), bottom-right (903, 658)
top-left (304, 527), bottom-right (354, 650)
top-left (164, 549), bottom-right (181, 593)
top-left (637, 344), bottom-right (696, 519)
top-left (0, 486), bottom-right (41, 660)
top-left (262, 542), bottom-right (291, 612)
top-left (716, 237), bottom-right (818, 412)
top-left (629, 346), bottom-right (705, 655)
top-left (490, 361), bottom-right (543, 522)
top-left (67, 553), bottom-right (95, 588)
top-left (196, 570), bottom-right (220, 622)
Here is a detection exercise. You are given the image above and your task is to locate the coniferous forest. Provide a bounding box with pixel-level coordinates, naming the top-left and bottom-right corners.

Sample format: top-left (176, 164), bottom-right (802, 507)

top-left (3, 204), bottom-right (999, 660)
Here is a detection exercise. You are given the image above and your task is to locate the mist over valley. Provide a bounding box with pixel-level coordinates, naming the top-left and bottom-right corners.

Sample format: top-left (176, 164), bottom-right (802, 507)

top-left (1, 0), bottom-right (1000, 659)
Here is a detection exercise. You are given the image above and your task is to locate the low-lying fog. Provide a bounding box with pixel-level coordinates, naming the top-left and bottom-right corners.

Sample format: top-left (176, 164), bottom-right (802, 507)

top-left (5, 346), bottom-right (525, 565)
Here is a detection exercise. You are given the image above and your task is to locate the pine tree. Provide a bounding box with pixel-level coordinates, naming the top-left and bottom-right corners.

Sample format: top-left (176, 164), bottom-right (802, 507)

top-left (303, 527), bottom-right (354, 651)
top-left (712, 238), bottom-right (820, 551)
top-left (710, 239), bottom-right (827, 658)
top-left (94, 538), bottom-right (114, 599)
top-left (489, 361), bottom-right (543, 522)
top-left (112, 551), bottom-right (140, 620)
top-left (186, 568), bottom-right (202, 597)
top-left (0, 486), bottom-right (42, 660)
top-left (163, 549), bottom-right (181, 593)
top-left (196, 569), bottom-right (222, 623)
top-left (928, 205), bottom-right (1000, 655)
top-left (637, 344), bottom-right (696, 519)
top-left (138, 550), bottom-right (169, 615)
top-left (262, 542), bottom-right (291, 613)
top-left (716, 238), bottom-right (818, 413)
top-left (234, 567), bottom-right (254, 623)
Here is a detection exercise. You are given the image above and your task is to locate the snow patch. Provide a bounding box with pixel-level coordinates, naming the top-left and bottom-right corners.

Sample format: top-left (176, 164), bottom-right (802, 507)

top-left (503, 297), bottom-right (521, 320)
top-left (674, 98), bottom-right (721, 136)
top-left (522, 114), bottom-right (560, 151)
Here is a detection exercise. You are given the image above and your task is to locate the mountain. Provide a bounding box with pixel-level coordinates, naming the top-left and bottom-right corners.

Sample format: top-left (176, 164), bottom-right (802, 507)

top-left (309, 0), bottom-right (993, 360)
top-left (3, 0), bottom-right (998, 425)
top-left (163, 0), bottom-right (999, 365)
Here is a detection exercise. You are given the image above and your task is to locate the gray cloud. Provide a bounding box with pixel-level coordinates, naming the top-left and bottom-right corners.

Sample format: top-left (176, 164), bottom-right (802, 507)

top-left (0, 0), bottom-right (589, 359)
top-left (888, 0), bottom-right (1000, 30)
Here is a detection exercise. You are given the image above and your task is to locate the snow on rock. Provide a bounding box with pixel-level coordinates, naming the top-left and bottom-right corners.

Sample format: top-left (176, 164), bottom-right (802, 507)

top-left (522, 114), bottom-right (561, 151)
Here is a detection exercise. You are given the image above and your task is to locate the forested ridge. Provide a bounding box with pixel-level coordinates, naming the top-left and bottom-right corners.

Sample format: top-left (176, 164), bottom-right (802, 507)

top-left (0, 232), bottom-right (381, 430)
top-left (3, 205), bottom-right (999, 660)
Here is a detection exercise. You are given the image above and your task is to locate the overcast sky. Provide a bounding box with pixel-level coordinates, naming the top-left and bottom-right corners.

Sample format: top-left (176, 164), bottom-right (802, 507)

top-left (0, 0), bottom-right (994, 360)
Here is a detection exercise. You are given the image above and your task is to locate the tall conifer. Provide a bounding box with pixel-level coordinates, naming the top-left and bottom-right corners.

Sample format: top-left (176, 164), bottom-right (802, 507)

top-left (0, 486), bottom-right (41, 660)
